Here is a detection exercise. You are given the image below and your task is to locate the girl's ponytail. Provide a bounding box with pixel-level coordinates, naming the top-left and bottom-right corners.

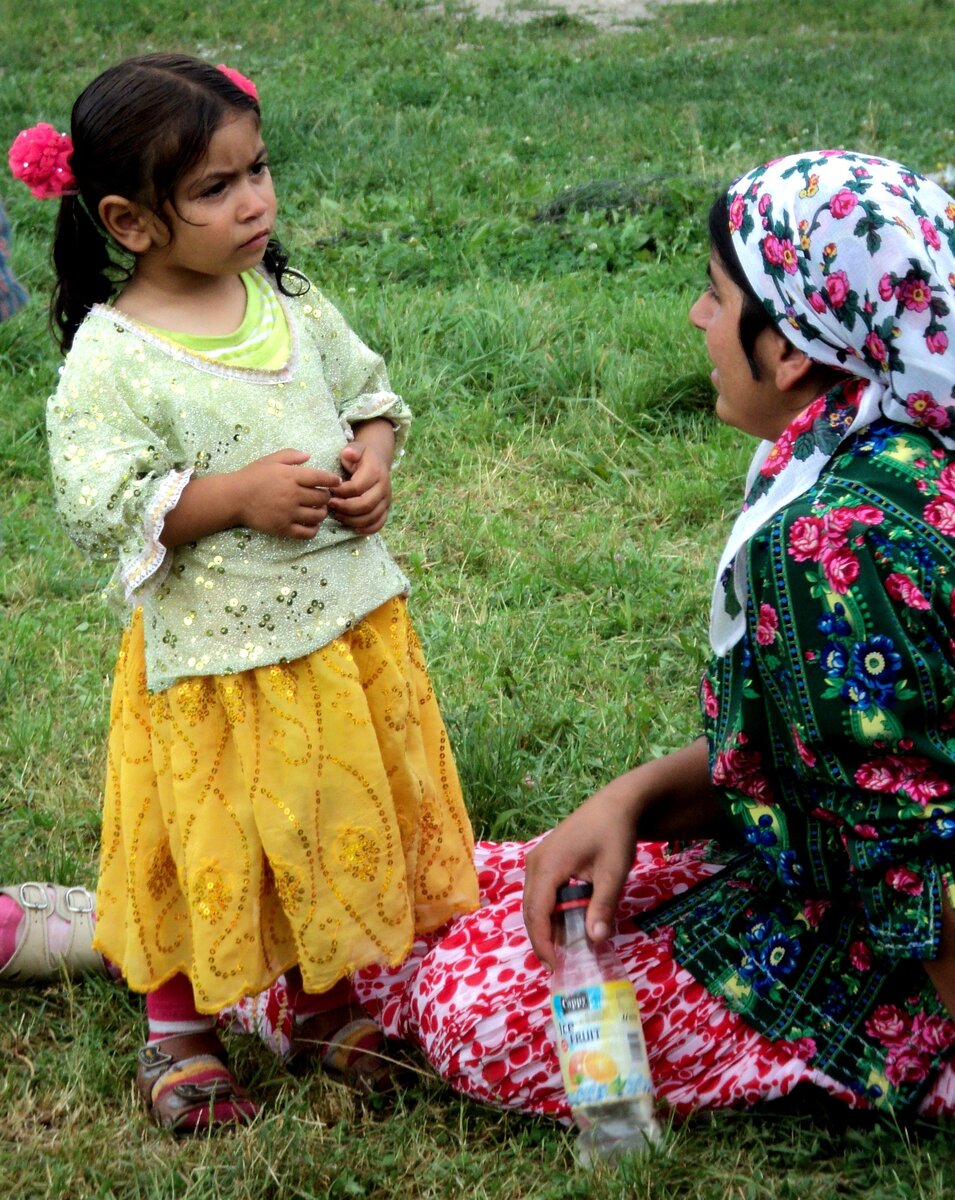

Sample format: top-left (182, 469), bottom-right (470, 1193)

top-left (51, 195), bottom-right (121, 352)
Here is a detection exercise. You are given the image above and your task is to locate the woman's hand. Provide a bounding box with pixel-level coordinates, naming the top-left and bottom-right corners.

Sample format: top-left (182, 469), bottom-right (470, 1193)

top-left (329, 420), bottom-right (396, 535)
top-left (523, 776), bottom-right (644, 971)
top-left (522, 738), bottom-right (720, 970)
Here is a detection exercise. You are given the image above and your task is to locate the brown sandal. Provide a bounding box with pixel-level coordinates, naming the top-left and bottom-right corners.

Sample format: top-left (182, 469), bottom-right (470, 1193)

top-left (289, 1006), bottom-right (397, 1095)
top-left (135, 1031), bottom-right (259, 1133)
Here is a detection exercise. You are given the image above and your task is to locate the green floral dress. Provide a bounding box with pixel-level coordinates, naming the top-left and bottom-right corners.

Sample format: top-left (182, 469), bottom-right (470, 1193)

top-left (642, 398), bottom-right (955, 1112)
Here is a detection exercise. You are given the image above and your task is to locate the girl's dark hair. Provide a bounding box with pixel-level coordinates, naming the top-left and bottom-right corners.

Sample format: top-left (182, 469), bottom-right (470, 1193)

top-left (708, 191), bottom-right (774, 378)
top-left (52, 52), bottom-right (306, 352)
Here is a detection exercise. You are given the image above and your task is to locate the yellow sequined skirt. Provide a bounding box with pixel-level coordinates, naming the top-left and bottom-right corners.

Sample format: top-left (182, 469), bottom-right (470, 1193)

top-left (93, 597), bottom-right (478, 1012)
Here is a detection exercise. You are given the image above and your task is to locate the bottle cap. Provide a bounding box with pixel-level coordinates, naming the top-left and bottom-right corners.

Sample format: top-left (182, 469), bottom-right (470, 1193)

top-left (554, 880), bottom-right (593, 910)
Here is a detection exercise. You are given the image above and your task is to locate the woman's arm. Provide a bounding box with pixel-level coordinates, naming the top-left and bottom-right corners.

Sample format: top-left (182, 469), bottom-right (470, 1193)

top-left (523, 737), bottom-right (727, 969)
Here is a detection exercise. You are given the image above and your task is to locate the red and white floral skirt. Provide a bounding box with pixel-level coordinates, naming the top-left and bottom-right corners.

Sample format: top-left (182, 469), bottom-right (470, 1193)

top-left (224, 839), bottom-right (955, 1119)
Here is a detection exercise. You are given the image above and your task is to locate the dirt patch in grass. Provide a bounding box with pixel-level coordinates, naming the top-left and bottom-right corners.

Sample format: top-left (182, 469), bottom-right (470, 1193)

top-left (445, 0), bottom-right (717, 32)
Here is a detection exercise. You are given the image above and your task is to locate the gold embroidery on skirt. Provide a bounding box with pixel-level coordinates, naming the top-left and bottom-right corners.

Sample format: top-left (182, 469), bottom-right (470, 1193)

top-left (334, 826), bottom-right (381, 883)
top-left (92, 597), bottom-right (479, 1011)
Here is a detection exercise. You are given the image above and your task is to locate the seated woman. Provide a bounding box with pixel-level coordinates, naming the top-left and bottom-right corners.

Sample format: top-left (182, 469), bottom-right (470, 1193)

top-left (6, 150), bottom-right (955, 1123)
top-left (227, 148), bottom-right (955, 1122)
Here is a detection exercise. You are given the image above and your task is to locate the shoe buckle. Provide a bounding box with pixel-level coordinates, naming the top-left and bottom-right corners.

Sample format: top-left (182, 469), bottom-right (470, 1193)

top-left (138, 1044), bottom-right (174, 1070)
top-left (175, 1080), bottom-right (232, 1101)
top-left (18, 882), bottom-right (50, 911)
top-left (65, 886), bottom-right (94, 914)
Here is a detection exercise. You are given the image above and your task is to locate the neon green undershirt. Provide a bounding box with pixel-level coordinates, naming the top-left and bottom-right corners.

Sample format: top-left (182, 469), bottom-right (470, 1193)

top-left (150, 271), bottom-right (290, 368)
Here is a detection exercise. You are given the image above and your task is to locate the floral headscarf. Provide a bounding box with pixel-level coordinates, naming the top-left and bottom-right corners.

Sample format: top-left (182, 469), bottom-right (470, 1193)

top-left (710, 149), bottom-right (955, 654)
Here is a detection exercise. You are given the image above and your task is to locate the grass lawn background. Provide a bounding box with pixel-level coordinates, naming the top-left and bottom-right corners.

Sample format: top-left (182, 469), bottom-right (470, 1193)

top-left (1, 0), bottom-right (954, 1195)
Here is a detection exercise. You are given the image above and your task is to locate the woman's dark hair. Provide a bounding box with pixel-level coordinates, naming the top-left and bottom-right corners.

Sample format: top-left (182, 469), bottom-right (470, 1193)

top-left (52, 53), bottom-right (306, 352)
top-left (708, 191), bottom-right (774, 379)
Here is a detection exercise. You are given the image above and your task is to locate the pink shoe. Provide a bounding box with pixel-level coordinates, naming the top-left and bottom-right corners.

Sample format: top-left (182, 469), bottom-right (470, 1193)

top-left (0, 883), bottom-right (111, 985)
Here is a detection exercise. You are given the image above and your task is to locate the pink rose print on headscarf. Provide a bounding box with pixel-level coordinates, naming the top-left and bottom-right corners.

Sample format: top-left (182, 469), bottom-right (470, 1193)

top-left (920, 216), bottom-right (942, 251)
top-left (759, 431), bottom-right (794, 479)
top-left (825, 270), bottom-right (851, 308)
top-left (926, 329), bottom-right (949, 355)
top-left (700, 675), bottom-right (719, 718)
top-left (897, 274), bottom-right (933, 313)
top-left (762, 234), bottom-right (799, 274)
top-left (864, 330), bottom-right (889, 369)
top-left (904, 390), bottom-right (951, 429)
top-left (808, 290), bottom-right (827, 313)
top-left (829, 189), bottom-right (858, 219)
top-left (791, 396), bottom-right (827, 434)
top-left (728, 194), bottom-right (746, 232)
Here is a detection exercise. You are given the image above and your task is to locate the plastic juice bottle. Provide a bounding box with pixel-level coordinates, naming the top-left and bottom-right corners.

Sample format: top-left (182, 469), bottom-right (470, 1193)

top-left (550, 881), bottom-right (661, 1165)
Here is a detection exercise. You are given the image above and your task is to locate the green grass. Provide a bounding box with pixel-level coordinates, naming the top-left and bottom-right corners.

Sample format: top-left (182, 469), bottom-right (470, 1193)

top-left (2, 0), bottom-right (955, 1195)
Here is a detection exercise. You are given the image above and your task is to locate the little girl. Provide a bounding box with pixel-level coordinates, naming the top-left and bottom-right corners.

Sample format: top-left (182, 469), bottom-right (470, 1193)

top-left (9, 53), bottom-right (478, 1132)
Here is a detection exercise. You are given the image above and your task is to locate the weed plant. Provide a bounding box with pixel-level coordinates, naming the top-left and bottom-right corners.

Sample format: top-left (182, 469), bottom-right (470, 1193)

top-left (1, 0), bottom-right (954, 1196)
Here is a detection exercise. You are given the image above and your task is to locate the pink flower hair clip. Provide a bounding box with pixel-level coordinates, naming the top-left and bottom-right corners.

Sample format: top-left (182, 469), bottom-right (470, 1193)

top-left (217, 64), bottom-right (259, 102)
top-left (8, 122), bottom-right (78, 200)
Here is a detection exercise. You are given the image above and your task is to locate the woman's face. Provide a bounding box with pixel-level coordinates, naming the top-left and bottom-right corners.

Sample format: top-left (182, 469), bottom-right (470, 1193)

top-left (689, 254), bottom-right (799, 442)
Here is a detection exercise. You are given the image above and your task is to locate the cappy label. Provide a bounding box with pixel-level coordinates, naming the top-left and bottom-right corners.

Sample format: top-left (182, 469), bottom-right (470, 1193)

top-left (551, 980), bottom-right (654, 1108)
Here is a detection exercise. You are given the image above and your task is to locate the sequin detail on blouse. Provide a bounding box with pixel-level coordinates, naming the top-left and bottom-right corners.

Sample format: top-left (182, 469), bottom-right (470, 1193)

top-left (47, 272), bottom-right (413, 691)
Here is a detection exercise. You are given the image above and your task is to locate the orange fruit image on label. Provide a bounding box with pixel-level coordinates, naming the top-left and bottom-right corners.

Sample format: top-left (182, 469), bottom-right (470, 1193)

top-left (582, 1050), bottom-right (618, 1084)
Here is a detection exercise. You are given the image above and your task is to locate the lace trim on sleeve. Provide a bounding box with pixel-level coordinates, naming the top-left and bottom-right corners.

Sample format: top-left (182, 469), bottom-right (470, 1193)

top-left (120, 468), bottom-right (193, 600)
top-left (340, 390), bottom-right (412, 465)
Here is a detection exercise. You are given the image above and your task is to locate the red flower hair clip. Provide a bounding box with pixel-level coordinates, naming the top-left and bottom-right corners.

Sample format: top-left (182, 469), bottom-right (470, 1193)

top-left (8, 123), bottom-right (78, 199)
top-left (217, 64), bottom-right (259, 102)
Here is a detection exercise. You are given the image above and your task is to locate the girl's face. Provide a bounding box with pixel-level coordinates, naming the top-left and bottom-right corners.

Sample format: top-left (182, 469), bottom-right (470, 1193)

top-left (689, 254), bottom-right (801, 442)
top-left (151, 111), bottom-right (276, 280)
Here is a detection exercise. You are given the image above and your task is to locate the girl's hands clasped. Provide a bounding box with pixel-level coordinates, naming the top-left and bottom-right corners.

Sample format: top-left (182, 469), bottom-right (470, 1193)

top-left (159, 449), bottom-right (341, 549)
top-left (236, 449), bottom-right (341, 539)
top-left (329, 419), bottom-right (397, 535)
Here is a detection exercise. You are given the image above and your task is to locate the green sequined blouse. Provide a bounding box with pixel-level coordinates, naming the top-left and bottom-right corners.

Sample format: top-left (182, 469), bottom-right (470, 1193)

top-left (47, 272), bottom-right (412, 692)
